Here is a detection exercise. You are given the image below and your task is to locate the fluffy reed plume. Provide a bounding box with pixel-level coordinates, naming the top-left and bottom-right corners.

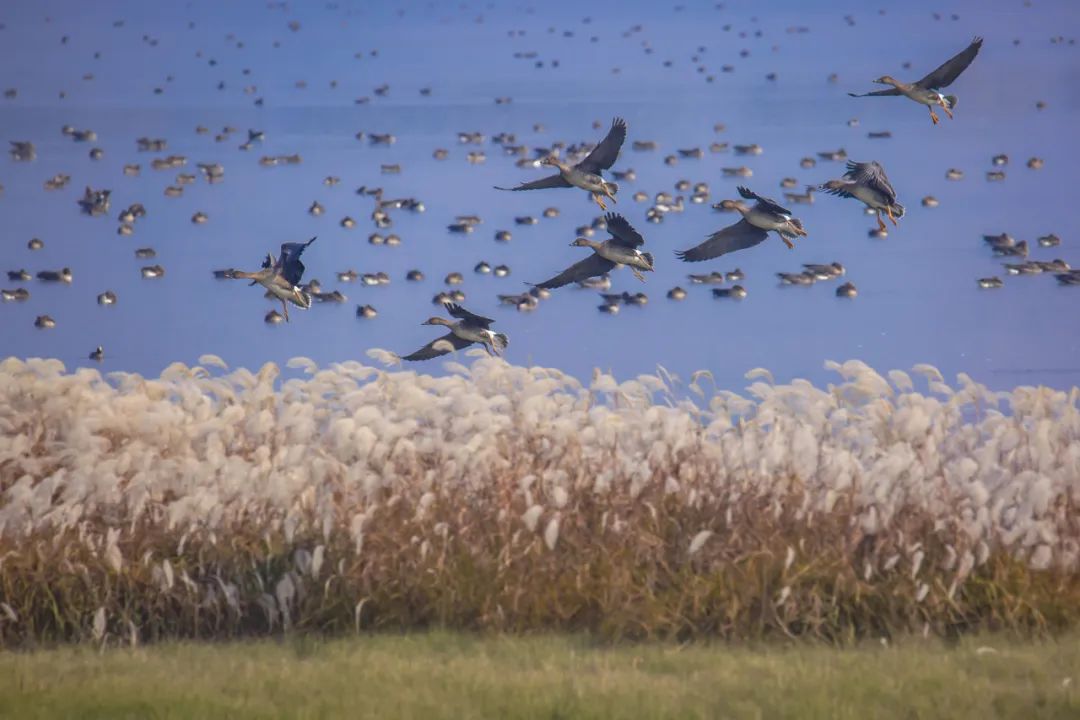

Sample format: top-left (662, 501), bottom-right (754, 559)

top-left (1, 355), bottom-right (1078, 646)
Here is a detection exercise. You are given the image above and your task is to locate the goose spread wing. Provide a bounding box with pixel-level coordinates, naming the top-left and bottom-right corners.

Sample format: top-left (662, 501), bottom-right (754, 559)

top-left (533, 254), bottom-right (617, 289)
top-left (401, 332), bottom-right (473, 361)
top-left (576, 117), bottom-right (627, 174)
top-left (675, 219), bottom-right (769, 262)
top-left (604, 212), bottom-right (645, 247)
top-left (915, 36), bottom-right (983, 89)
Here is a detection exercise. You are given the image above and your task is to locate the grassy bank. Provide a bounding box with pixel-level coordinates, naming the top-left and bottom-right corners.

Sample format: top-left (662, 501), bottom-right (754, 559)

top-left (0, 632), bottom-right (1076, 719)
top-left (2, 357), bottom-right (1079, 646)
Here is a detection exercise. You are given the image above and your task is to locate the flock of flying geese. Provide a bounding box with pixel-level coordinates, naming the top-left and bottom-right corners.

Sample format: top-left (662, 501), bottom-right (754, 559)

top-left (4, 26), bottom-right (1075, 362)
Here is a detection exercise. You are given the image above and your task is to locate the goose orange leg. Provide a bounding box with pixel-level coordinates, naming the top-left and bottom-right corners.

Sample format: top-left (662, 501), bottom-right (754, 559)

top-left (928, 106), bottom-right (939, 125)
top-left (886, 206), bottom-right (898, 226)
top-left (592, 193), bottom-right (608, 211)
top-left (876, 211), bottom-right (887, 232)
top-left (941, 104), bottom-right (954, 120)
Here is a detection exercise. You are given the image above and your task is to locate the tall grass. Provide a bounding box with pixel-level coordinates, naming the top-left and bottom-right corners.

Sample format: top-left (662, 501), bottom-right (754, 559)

top-left (1, 353), bottom-right (1077, 646)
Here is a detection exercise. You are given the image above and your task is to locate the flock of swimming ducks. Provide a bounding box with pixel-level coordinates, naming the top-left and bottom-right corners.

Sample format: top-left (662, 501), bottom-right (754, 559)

top-left (2, 13), bottom-right (1074, 362)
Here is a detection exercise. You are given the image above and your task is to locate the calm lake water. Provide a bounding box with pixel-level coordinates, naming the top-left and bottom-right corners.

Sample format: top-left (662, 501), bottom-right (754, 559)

top-left (2, 0), bottom-right (1078, 391)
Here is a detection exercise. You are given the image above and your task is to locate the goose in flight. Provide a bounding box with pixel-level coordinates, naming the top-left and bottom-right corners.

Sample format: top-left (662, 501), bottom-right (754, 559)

top-left (496, 118), bottom-right (627, 210)
top-left (228, 237), bottom-right (316, 321)
top-left (401, 303), bottom-right (508, 360)
top-left (676, 186), bottom-right (806, 262)
top-left (848, 37), bottom-right (983, 125)
top-left (532, 213), bottom-right (654, 289)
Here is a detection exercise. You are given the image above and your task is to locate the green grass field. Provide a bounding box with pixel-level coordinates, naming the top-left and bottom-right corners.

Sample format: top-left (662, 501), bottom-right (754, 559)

top-left (1, 632), bottom-right (1076, 719)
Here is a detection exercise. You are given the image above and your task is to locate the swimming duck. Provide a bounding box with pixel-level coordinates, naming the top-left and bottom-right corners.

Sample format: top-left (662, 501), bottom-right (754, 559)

top-left (820, 160), bottom-right (904, 232)
top-left (667, 286), bottom-right (687, 301)
top-left (777, 271), bottom-right (817, 285)
top-left (493, 265), bottom-right (511, 277)
top-left (97, 290), bottom-right (117, 305)
top-left (356, 304), bottom-right (377, 319)
top-left (337, 269), bottom-right (359, 283)
top-left (727, 268), bottom-right (745, 281)
top-left (804, 262), bottom-right (846, 279)
top-left (496, 118), bottom-right (626, 210)
top-left (570, 273), bottom-right (609, 291)
top-left (229, 238), bottom-right (316, 321)
top-left (309, 201), bottom-right (324, 216)
top-left (784, 186), bottom-right (816, 205)
top-left (474, 261), bottom-right (492, 275)
top-left (312, 290), bottom-right (347, 304)
top-left (402, 303), bottom-right (508, 360)
top-left (141, 265), bottom-right (165, 278)
top-left (994, 241), bottom-right (1028, 257)
top-left (28, 238), bottom-right (44, 250)
top-left (712, 285), bottom-right (747, 299)
top-left (89, 346), bottom-right (104, 362)
top-left (265, 310), bottom-right (285, 325)
top-left (498, 292), bottom-right (540, 312)
top-left (445, 272), bottom-right (464, 286)
top-left (495, 230), bottom-right (512, 242)
top-left (601, 291), bottom-right (648, 306)
top-left (1027, 157), bottom-right (1044, 170)
top-left (34, 315), bottom-right (56, 329)
top-left (734, 144), bottom-right (763, 156)
top-left (1037, 234), bottom-right (1061, 248)
top-left (37, 268), bottom-right (73, 283)
top-left (1003, 262), bottom-right (1042, 275)
top-left (1, 288), bottom-right (30, 302)
top-left (7, 269), bottom-right (31, 282)
top-left (848, 37), bottom-right (983, 124)
top-left (533, 213), bottom-right (653, 289)
top-left (722, 166), bottom-right (753, 177)
top-left (191, 212), bottom-right (208, 224)
top-left (688, 271), bottom-right (726, 284)
top-left (946, 168), bottom-right (964, 181)
top-left (677, 186), bottom-right (807, 261)
top-left (992, 154), bottom-right (1008, 166)
top-left (598, 301), bottom-right (620, 314)
top-left (406, 269), bottom-right (425, 282)
top-left (986, 171), bottom-right (1006, 182)
top-left (978, 277), bottom-right (1004, 289)
top-left (817, 148), bottom-right (847, 162)
top-left (361, 273), bottom-right (387, 286)
top-left (836, 282), bottom-right (858, 298)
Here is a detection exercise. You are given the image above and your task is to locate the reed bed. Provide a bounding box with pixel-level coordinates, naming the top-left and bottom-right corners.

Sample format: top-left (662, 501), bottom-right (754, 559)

top-left (1, 353), bottom-right (1078, 647)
